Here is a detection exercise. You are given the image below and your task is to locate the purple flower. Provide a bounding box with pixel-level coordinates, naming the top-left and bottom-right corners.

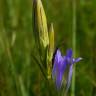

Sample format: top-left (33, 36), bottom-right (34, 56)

top-left (52, 49), bottom-right (82, 90)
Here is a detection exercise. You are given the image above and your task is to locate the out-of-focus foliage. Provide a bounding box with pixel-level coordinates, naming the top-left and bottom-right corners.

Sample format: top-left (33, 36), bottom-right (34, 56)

top-left (0, 0), bottom-right (96, 96)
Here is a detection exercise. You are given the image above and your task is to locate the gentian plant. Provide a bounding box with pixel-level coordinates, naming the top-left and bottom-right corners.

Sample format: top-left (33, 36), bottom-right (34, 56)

top-left (32, 0), bottom-right (82, 95)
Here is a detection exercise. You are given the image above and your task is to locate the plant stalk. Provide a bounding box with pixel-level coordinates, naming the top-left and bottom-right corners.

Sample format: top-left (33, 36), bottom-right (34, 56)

top-left (71, 0), bottom-right (76, 96)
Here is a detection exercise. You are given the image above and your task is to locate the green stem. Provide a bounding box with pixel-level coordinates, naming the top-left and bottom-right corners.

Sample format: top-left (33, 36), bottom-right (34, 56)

top-left (18, 76), bottom-right (28, 96)
top-left (71, 0), bottom-right (76, 96)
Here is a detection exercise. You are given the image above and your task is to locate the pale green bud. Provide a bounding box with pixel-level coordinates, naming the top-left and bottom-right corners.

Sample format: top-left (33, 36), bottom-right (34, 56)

top-left (47, 23), bottom-right (54, 79)
top-left (33, 0), bottom-right (49, 48)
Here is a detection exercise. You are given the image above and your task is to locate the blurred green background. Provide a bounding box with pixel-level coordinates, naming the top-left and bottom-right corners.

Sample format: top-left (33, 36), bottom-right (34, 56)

top-left (0, 0), bottom-right (96, 96)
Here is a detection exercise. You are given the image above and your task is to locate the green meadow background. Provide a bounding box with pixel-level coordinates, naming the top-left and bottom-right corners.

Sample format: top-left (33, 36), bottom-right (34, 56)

top-left (0, 0), bottom-right (96, 96)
